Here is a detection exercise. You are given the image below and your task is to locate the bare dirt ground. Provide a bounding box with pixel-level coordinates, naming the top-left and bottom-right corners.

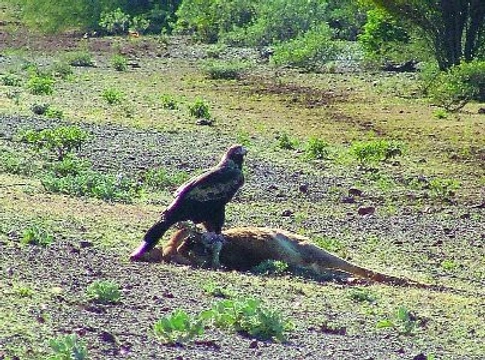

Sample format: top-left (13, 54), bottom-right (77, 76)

top-left (1, 24), bottom-right (484, 360)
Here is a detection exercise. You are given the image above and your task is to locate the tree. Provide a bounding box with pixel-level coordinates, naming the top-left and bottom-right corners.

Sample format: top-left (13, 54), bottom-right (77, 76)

top-left (368, 0), bottom-right (485, 70)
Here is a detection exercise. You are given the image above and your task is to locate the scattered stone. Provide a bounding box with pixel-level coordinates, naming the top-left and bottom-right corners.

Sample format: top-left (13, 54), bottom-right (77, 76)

top-left (80, 240), bottom-right (93, 248)
top-left (249, 340), bottom-right (259, 349)
top-left (348, 188), bottom-right (363, 197)
top-left (358, 206), bottom-right (375, 216)
top-left (341, 196), bottom-right (356, 204)
top-left (412, 353), bottom-right (427, 360)
top-left (195, 118), bottom-right (213, 126)
top-left (281, 209), bottom-right (293, 217)
top-left (478, 107), bottom-right (485, 114)
top-left (299, 183), bottom-right (309, 193)
top-left (100, 331), bottom-right (117, 344)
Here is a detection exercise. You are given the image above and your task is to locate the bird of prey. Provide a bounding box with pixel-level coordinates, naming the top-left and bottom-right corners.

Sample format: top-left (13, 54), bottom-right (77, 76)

top-left (130, 144), bottom-right (247, 261)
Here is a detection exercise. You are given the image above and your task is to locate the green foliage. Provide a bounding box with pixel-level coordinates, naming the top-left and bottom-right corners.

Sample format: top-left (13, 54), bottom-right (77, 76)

top-left (143, 168), bottom-right (189, 190)
top-left (45, 107), bottom-right (64, 119)
top-left (86, 280), bottom-right (122, 304)
top-left (314, 236), bottom-right (344, 253)
top-left (21, 224), bottom-right (54, 246)
top-left (305, 137), bottom-right (330, 160)
top-left (202, 282), bottom-right (236, 298)
top-left (348, 288), bottom-right (376, 303)
top-left (425, 60), bottom-right (485, 112)
top-left (47, 154), bottom-right (91, 177)
top-left (203, 60), bottom-right (249, 80)
top-left (276, 133), bottom-right (299, 150)
top-left (350, 139), bottom-right (403, 165)
top-left (102, 87), bottom-right (125, 105)
top-left (271, 24), bottom-right (340, 71)
top-left (41, 170), bottom-right (141, 203)
top-left (188, 98), bottom-right (211, 118)
top-left (201, 298), bottom-right (293, 342)
top-left (47, 334), bottom-right (88, 360)
top-left (65, 51), bottom-right (95, 67)
top-left (235, 130), bottom-right (251, 146)
top-left (428, 178), bottom-right (460, 200)
top-left (358, 8), bottom-right (409, 60)
top-left (441, 259), bottom-right (458, 272)
top-left (129, 14), bottom-right (151, 34)
top-left (18, 126), bottom-right (90, 160)
top-left (377, 306), bottom-right (420, 336)
top-left (51, 62), bottom-right (74, 79)
top-left (2, 73), bottom-right (22, 86)
top-left (160, 94), bottom-right (179, 109)
top-left (251, 260), bottom-right (289, 275)
top-left (99, 8), bottom-right (130, 35)
top-left (27, 74), bottom-right (55, 95)
top-left (0, 146), bottom-right (38, 175)
top-left (152, 309), bottom-right (204, 345)
top-left (111, 54), bottom-right (127, 71)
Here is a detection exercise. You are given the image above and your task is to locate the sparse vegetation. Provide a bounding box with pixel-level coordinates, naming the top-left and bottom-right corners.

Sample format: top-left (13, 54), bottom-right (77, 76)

top-left (86, 280), bottom-right (122, 304)
top-left (21, 224), bottom-right (54, 246)
top-left (111, 54), bottom-right (128, 71)
top-left (276, 132), bottom-right (299, 150)
top-left (351, 139), bottom-right (403, 166)
top-left (47, 334), bottom-right (88, 360)
top-left (305, 137), bottom-right (330, 160)
top-left (102, 87), bottom-right (125, 105)
top-left (188, 97), bottom-right (211, 119)
top-left (251, 260), bottom-right (289, 275)
top-left (65, 51), bottom-right (95, 67)
top-left (203, 60), bottom-right (249, 80)
top-left (27, 74), bottom-right (55, 95)
top-left (153, 309), bottom-right (204, 345)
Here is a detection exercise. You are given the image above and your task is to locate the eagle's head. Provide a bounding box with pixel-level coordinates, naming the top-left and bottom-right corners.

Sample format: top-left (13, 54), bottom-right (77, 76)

top-left (222, 144), bottom-right (247, 169)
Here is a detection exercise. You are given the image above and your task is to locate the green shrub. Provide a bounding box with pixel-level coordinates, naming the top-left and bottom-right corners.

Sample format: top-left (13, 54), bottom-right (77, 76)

top-left (48, 154), bottom-right (91, 177)
top-left (188, 98), bottom-right (211, 118)
top-left (86, 280), bottom-right (122, 304)
top-left (21, 225), bottom-right (54, 246)
top-left (51, 62), bottom-right (73, 79)
top-left (160, 94), bottom-right (179, 110)
top-left (349, 288), bottom-right (377, 303)
top-left (153, 309), bottom-right (204, 344)
top-left (2, 73), bottom-right (22, 86)
top-left (99, 8), bottom-right (130, 35)
top-left (358, 8), bottom-right (409, 60)
top-left (65, 51), bottom-right (95, 67)
top-left (376, 306), bottom-right (420, 336)
top-left (350, 139), bottom-right (403, 165)
top-left (102, 88), bottom-right (125, 105)
top-left (201, 298), bottom-right (293, 342)
top-left (0, 147), bottom-right (37, 176)
top-left (425, 60), bottom-right (485, 112)
top-left (143, 168), bottom-right (189, 190)
top-left (271, 24), bottom-right (340, 71)
top-left (45, 107), bottom-right (64, 119)
top-left (19, 126), bottom-right (90, 160)
top-left (41, 170), bottom-right (141, 203)
top-left (48, 334), bottom-right (88, 360)
top-left (251, 260), bottom-right (289, 275)
top-left (111, 54), bottom-right (128, 71)
top-left (305, 137), bottom-right (330, 160)
top-left (203, 60), bottom-right (249, 80)
top-left (129, 14), bottom-right (151, 34)
top-left (428, 178), bottom-right (460, 200)
top-left (27, 74), bottom-right (55, 95)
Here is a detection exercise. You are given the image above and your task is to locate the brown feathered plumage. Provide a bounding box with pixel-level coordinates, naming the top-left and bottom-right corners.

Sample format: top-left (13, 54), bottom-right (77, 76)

top-left (130, 144), bottom-right (247, 261)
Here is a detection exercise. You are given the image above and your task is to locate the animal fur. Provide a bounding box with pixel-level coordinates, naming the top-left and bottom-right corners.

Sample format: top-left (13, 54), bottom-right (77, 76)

top-left (144, 226), bottom-right (431, 288)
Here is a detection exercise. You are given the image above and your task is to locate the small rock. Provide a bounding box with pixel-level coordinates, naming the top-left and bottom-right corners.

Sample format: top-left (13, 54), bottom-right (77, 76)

top-left (478, 107), bottom-right (485, 114)
top-left (79, 241), bottom-right (93, 248)
top-left (100, 331), bottom-right (117, 344)
top-left (348, 188), bottom-right (363, 196)
top-left (281, 209), bottom-right (293, 217)
top-left (195, 118), bottom-right (213, 126)
top-left (341, 196), bottom-right (356, 204)
top-left (358, 206), bottom-right (375, 216)
top-left (249, 340), bottom-right (258, 349)
top-left (299, 183), bottom-right (309, 193)
top-left (412, 353), bottom-right (427, 360)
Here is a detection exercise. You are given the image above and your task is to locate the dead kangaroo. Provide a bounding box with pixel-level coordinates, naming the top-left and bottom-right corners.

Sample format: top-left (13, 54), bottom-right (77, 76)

top-left (140, 225), bottom-right (431, 288)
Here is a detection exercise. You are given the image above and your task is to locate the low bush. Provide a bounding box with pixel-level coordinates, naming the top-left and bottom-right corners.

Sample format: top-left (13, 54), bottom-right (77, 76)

top-left (21, 225), bottom-right (54, 246)
top-left (65, 51), bottom-right (95, 67)
top-left (153, 309), bottom-right (204, 345)
top-left (2, 73), bottom-right (22, 86)
top-left (203, 60), bottom-right (249, 80)
top-left (102, 88), bottom-right (125, 105)
top-left (188, 98), bottom-right (211, 118)
top-left (350, 139), bottom-right (403, 165)
top-left (305, 137), bottom-right (330, 160)
top-left (27, 74), bottom-right (55, 95)
top-left (86, 280), bottom-right (122, 304)
top-left (48, 334), bottom-right (88, 360)
top-left (111, 54), bottom-right (128, 71)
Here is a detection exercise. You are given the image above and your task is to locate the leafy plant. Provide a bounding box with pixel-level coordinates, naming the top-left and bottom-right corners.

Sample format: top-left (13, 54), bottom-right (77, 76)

top-left (51, 62), bottom-right (74, 79)
top-left (102, 88), bottom-right (125, 105)
top-left (203, 60), bottom-right (249, 80)
top-left (19, 126), bottom-right (90, 160)
top-left (111, 54), bottom-right (128, 71)
top-left (271, 24), bottom-right (340, 71)
top-left (2, 73), bottom-right (22, 86)
top-left (21, 225), bottom-right (54, 246)
top-left (27, 74), bottom-right (55, 95)
top-left (129, 15), bottom-right (151, 35)
top-left (160, 94), bottom-right (179, 110)
top-left (45, 106), bottom-right (64, 119)
top-left (428, 178), bottom-right (460, 200)
top-left (236, 130), bottom-right (251, 146)
top-left (47, 154), bottom-right (91, 177)
top-left (314, 236), bottom-right (344, 253)
top-left (188, 98), bottom-right (211, 119)
top-left (0, 147), bottom-right (37, 175)
top-left (42, 170), bottom-right (141, 203)
top-left (65, 51), bottom-right (95, 67)
top-left (441, 259), bottom-right (458, 272)
top-left (350, 139), bottom-right (403, 165)
top-left (348, 288), bottom-right (376, 303)
top-left (201, 298), bottom-right (293, 342)
top-left (305, 137), bottom-right (329, 160)
top-left (152, 309), bottom-right (204, 345)
top-left (86, 280), bottom-right (122, 304)
top-left (202, 282), bottom-right (236, 298)
top-left (143, 168), bottom-right (189, 190)
top-left (376, 306), bottom-right (420, 335)
top-left (251, 260), bottom-right (289, 275)
top-left (276, 132), bottom-right (298, 150)
top-left (99, 8), bottom-right (130, 35)
top-left (47, 334), bottom-right (88, 360)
